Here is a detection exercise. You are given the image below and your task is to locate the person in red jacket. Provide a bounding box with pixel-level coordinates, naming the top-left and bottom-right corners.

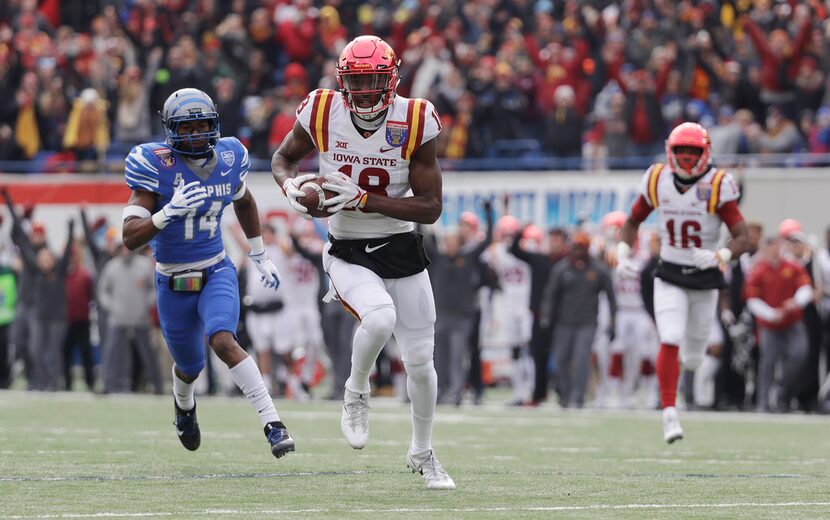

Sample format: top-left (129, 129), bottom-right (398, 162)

top-left (744, 237), bottom-right (813, 413)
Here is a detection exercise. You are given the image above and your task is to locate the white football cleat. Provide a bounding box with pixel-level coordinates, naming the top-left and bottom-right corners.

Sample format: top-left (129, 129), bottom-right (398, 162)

top-left (407, 450), bottom-right (456, 490)
top-left (341, 388), bottom-right (369, 449)
top-left (662, 406), bottom-right (684, 444)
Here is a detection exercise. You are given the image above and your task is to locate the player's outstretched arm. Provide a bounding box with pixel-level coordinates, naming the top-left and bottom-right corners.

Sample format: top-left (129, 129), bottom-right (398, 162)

top-left (360, 138), bottom-right (442, 224)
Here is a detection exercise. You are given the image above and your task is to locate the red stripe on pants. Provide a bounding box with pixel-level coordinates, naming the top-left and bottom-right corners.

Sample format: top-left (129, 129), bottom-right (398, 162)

top-left (656, 343), bottom-right (679, 408)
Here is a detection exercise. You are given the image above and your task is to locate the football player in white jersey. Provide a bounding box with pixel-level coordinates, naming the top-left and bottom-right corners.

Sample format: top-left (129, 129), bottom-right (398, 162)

top-left (616, 122), bottom-right (748, 443)
top-left (271, 35), bottom-right (454, 490)
top-left (482, 215), bottom-right (534, 405)
top-left (603, 212), bottom-right (658, 408)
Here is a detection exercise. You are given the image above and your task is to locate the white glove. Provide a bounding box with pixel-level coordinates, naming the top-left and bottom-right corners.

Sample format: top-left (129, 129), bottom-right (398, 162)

top-left (153, 181), bottom-right (207, 228)
top-left (248, 250), bottom-right (281, 290)
top-left (166, 181), bottom-right (207, 218)
top-left (281, 173), bottom-right (317, 220)
top-left (692, 247), bottom-right (731, 270)
top-left (615, 242), bottom-right (639, 279)
top-left (322, 172), bottom-right (367, 213)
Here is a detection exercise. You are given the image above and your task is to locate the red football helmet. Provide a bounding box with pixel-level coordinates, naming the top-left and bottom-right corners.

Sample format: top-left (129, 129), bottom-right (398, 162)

top-left (665, 122), bottom-right (712, 180)
top-left (336, 36), bottom-right (400, 118)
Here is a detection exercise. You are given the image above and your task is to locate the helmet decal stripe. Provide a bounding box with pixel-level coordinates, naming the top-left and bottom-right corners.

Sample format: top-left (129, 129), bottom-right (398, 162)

top-left (709, 169), bottom-right (726, 214)
top-left (648, 163), bottom-right (664, 208)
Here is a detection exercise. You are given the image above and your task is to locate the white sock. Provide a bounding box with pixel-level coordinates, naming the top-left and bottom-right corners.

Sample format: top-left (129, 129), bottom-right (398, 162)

top-left (347, 307), bottom-right (396, 394)
top-left (172, 366), bottom-right (195, 410)
top-left (230, 356), bottom-right (280, 426)
top-left (406, 360), bottom-right (437, 455)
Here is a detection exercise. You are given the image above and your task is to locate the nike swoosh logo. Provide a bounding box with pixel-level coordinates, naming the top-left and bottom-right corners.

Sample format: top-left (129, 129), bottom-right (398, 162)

top-left (681, 267), bottom-right (697, 275)
top-left (365, 242), bottom-right (390, 253)
top-left (220, 170), bottom-right (231, 176)
top-left (379, 146), bottom-right (395, 153)
top-left (176, 429), bottom-right (185, 437)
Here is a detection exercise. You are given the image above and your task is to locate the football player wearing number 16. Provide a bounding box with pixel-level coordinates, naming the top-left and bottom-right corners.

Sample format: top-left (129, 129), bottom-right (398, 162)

top-left (121, 88), bottom-right (294, 459)
top-left (616, 122), bottom-right (748, 443)
top-left (272, 35), bottom-right (455, 490)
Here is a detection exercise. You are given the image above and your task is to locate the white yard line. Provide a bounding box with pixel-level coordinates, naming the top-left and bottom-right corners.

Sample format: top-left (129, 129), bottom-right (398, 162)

top-left (3, 502), bottom-right (830, 518)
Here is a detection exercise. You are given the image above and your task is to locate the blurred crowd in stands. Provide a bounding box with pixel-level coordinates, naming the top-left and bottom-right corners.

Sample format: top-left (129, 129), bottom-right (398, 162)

top-left (3, 0), bottom-right (830, 172)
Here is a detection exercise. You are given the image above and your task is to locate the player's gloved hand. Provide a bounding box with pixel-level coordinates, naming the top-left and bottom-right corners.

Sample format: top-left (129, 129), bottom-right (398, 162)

top-left (692, 247), bottom-right (731, 270)
top-left (281, 173), bottom-right (317, 220)
top-left (249, 250), bottom-right (281, 290)
top-left (153, 181), bottom-right (208, 229)
top-left (615, 242), bottom-right (639, 279)
top-left (322, 172), bottom-right (368, 213)
top-left (165, 181), bottom-right (207, 219)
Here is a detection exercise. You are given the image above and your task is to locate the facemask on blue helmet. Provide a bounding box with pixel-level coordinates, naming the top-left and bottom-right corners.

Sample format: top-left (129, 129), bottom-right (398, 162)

top-left (161, 88), bottom-right (221, 156)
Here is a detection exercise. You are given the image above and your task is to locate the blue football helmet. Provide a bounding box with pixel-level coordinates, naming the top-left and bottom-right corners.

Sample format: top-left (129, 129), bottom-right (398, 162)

top-left (161, 88), bottom-right (221, 156)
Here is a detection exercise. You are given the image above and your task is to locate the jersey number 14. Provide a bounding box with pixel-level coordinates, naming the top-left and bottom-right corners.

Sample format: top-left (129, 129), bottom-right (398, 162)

top-left (184, 200), bottom-right (222, 240)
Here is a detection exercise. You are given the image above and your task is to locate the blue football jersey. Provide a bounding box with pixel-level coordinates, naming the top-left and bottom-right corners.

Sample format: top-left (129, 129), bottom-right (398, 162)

top-left (125, 137), bottom-right (250, 264)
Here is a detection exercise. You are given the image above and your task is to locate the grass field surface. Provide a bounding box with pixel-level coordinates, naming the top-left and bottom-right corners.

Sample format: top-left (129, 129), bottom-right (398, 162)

top-left (1, 391), bottom-right (829, 519)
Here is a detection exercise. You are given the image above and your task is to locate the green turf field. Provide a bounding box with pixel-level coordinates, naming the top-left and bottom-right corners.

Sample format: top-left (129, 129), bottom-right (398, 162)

top-left (1, 391), bottom-right (829, 519)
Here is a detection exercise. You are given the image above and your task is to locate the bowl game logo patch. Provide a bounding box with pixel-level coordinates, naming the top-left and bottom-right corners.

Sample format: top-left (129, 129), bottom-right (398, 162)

top-left (696, 182), bottom-right (712, 201)
top-left (386, 121), bottom-right (408, 147)
top-left (153, 148), bottom-right (176, 168)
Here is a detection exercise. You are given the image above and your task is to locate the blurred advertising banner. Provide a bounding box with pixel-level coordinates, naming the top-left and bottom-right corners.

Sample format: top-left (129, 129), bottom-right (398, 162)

top-left (2, 167), bottom-right (829, 246)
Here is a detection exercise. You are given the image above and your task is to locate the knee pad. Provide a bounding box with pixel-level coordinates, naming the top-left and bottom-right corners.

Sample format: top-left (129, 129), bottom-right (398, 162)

top-left (359, 306), bottom-right (396, 343)
top-left (399, 333), bottom-right (434, 366)
top-left (404, 359), bottom-right (436, 385)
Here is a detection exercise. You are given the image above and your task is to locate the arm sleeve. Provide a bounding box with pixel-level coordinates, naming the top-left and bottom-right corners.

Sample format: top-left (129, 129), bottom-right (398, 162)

top-left (630, 195), bottom-right (654, 223)
top-left (471, 209), bottom-right (495, 258)
top-left (718, 200), bottom-right (744, 228)
top-left (124, 145), bottom-right (161, 193)
top-left (794, 285), bottom-right (814, 308)
top-left (539, 264), bottom-right (562, 325)
top-left (295, 89), bottom-right (323, 143)
top-left (508, 229), bottom-right (531, 262)
top-left (747, 298), bottom-right (779, 321)
top-left (419, 99), bottom-right (442, 145)
top-left (79, 210), bottom-right (102, 268)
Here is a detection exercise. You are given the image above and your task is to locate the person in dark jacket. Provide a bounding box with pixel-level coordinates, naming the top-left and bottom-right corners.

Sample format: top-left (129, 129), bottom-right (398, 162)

top-left (540, 231), bottom-right (616, 408)
top-left (5, 189), bottom-right (74, 391)
top-left (511, 226), bottom-right (569, 405)
top-left (426, 201), bottom-right (493, 405)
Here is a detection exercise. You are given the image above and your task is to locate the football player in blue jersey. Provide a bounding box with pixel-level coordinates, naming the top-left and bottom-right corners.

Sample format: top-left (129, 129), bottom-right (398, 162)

top-left (121, 88), bottom-right (294, 459)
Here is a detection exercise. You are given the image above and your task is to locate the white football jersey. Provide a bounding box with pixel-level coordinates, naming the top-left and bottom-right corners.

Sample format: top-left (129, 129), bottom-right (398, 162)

top-left (640, 164), bottom-right (740, 267)
top-left (295, 89), bottom-right (441, 239)
top-left (287, 253), bottom-right (320, 309)
top-left (482, 242), bottom-right (531, 311)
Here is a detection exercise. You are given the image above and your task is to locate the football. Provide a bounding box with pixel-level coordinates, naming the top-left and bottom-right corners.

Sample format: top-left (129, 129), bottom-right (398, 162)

top-left (297, 177), bottom-right (337, 218)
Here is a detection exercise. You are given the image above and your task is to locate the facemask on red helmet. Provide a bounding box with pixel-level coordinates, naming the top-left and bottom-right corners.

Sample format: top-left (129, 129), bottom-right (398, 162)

top-left (336, 36), bottom-right (400, 120)
top-left (665, 122), bottom-right (712, 181)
